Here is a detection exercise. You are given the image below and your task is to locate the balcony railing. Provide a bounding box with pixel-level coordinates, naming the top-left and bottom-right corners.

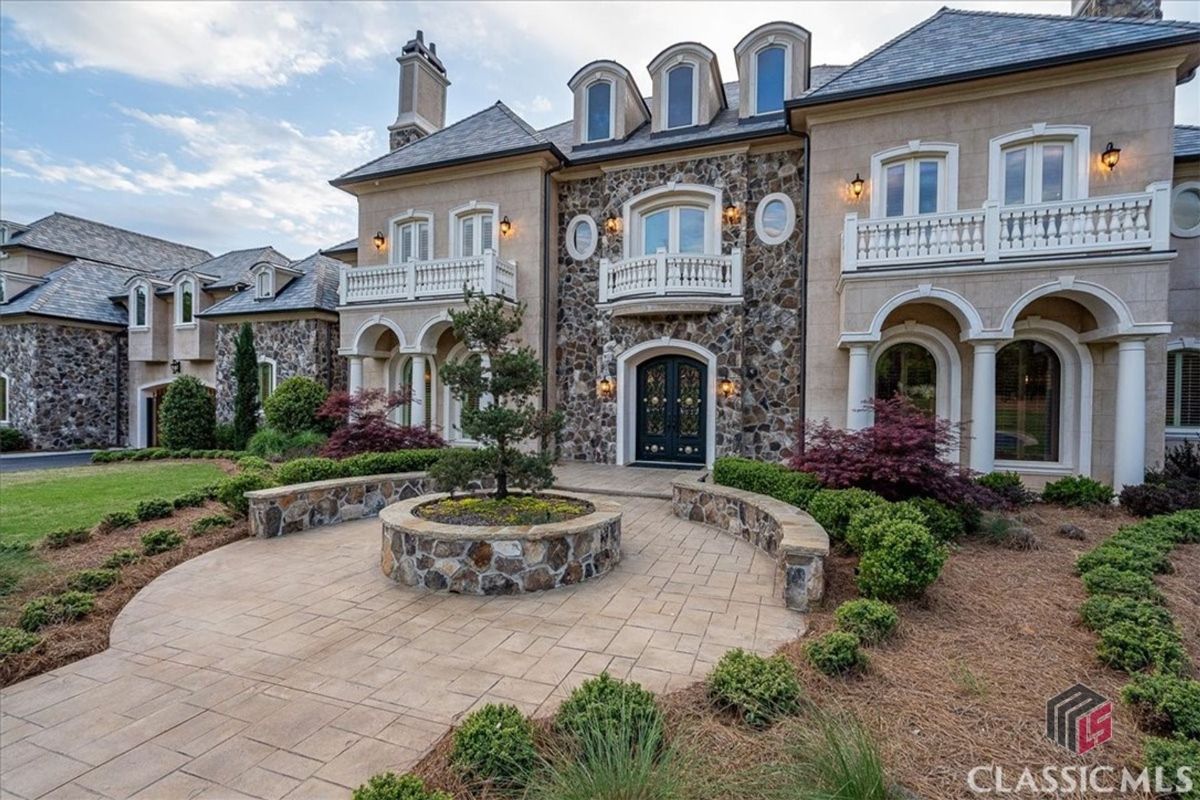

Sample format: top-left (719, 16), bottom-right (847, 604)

top-left (841, 182), bottom-right (1171, 272)
top-left (339, 250), bottom-right (517, 305)
top-left (598, 248), bottom-right (743, 303)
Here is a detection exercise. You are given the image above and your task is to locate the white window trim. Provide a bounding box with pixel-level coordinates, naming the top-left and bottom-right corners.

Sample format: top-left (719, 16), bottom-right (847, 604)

top-left (447, 201), bottom-right (500, 258)
top-left (987, 123), bottom-right (1090, 204)
top-left (750, 41), bottom-right (791, 117)
top-left (254, 268), bottom-right (274, 300)
top-left (869, 141), bottom-right (959, 218)
top-left (444, 342), bottom-right (477, 444)
top-left (754, 192), bottom-right (796, 245)
top-left (869, 323), bottom-right (963, 460)
top-left (257, 357), bottom-right (277, 406)
top-left (566, 214), bottom-right (599, 260)
top-left (583, 78), bottom-right (616, 143)
top-left (129, 281), bottom-right (151, 330)
top-left (175, 277), bottom-right (196, 328)
top-left (0, 275), bottom-right (6, 303)
top-left (388, 209), bottom-right (435, 264)
top-left (0, 371), bottom-right (9, 424)
top-left (662, 59), bottom-right (700, 130)
top-left (1166, 337), bottom-right (1200, 434)
top-left (621, 182), bottom-right (722, 260)
top-left (1170, 181), bottom-right (1200, 238)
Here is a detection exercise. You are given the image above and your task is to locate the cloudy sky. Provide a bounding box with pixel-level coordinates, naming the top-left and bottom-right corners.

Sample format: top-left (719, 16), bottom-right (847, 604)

top-left (1, 1), bottom-right (1197, 259)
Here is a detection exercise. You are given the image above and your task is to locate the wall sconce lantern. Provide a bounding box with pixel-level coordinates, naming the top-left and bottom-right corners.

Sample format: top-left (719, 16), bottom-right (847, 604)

top-left (850, 173), bottom-right (865, 198)
top-left (1101, 142), bottom-right (1121, 171)
top-left (604, 216), bottom-right (621, 235)
top-left (596, 377), bottom-right (615, 399)
top-left (170, 360), bottom-right (182, 375)
top-left (499, 216), bottom-right (513, 237)
top-left (372, 231), bottom-right (386, 250)
top-left (722, 203), bottom-right (742, 225)
top-left (718, 378), bottom-right (737, 399)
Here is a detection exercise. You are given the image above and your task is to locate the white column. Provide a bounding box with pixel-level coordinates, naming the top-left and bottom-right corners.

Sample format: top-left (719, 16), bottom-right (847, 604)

top-left (348, 357), bottom-right (363, 396)
top-left (1113, 339), bottom-right (1147, 492)
top-left (410, 354), bottom-right (427, 428)
top-left (845, 344), bottom-right (873, 430)
top-left (969, 342), bottom-right (997, 474)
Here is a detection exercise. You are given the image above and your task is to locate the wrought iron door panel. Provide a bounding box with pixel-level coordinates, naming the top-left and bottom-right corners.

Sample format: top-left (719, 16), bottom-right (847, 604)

top-left (635, 355), bottom-right (706, 464)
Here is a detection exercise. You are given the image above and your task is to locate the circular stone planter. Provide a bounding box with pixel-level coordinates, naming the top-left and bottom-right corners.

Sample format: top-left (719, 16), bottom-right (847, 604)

top-left (380, 491), bottom-right (622, 595)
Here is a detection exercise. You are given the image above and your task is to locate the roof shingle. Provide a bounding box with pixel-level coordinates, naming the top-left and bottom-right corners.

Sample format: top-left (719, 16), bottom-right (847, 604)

top-left (0, 259), bottom-right (141, 326)
top-left (5, 213), bottom-right (211, 272)
top-left (200, 253), bottom-right (342, 317)
top-left (1176, 125), bottom-right (1200, 161)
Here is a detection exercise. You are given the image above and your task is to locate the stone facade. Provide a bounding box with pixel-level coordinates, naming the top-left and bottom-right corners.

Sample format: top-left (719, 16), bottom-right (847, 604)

top-left (213, 318), bottom-right (344, 421)
top-left (380, 492), bottom-right (622, 595)
top-left (0, 321), bottom-right (127, 449)
top-left (555, 147), bottom-right (805, 464)
top-left (671, 473), bottom-right (827, 611)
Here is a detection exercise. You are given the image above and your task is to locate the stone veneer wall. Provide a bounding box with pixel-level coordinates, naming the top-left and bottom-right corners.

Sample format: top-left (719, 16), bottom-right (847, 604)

top-left (555, 148), bottom-right (805, 463)
top-left (213, 319), bottom-right (344, 421)
top-left (0, 321), bottom-right (127, 449)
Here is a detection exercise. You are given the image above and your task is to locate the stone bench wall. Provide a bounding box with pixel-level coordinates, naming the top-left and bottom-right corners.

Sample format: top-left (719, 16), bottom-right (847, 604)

top-left (671, 473), bottom-right (829, 612)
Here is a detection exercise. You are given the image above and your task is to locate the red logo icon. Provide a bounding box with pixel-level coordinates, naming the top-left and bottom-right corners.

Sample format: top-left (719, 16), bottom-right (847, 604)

top-left (1046, 684), bottom-right (1113, 754)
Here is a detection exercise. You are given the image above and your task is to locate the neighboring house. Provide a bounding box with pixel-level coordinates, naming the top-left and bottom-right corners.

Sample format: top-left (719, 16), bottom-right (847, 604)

top-left (333, 0), bottom-right (1198, 489)
top-left (0, 212), bottom-right (349, 449)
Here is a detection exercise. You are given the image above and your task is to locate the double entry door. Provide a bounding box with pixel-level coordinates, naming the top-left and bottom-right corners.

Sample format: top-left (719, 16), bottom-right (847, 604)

top-left (635, 355), bottom-right (706, 464)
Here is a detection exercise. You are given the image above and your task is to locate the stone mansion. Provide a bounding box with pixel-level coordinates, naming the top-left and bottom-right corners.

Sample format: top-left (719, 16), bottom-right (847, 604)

top-left (2, 0), bottom-right (1198, 493)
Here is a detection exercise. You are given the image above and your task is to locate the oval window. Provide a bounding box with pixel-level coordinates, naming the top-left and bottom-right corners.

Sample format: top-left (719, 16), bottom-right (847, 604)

top-left (754, 192), bottom-right (795, 245)
top-left (1171, 183), bottom-right (1200, 237)
top-left (566, 215), bottom-right (598, 260)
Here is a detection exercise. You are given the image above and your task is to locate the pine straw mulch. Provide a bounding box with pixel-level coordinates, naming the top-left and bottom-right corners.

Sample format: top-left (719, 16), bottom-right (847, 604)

top-left (0, 501), bottom-right (248, 687)
top-left (412, 504), bottom-right (1199, 799)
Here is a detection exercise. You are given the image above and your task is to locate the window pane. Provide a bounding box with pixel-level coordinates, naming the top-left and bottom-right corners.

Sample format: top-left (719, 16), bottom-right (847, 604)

top-left (480, 215), bottom-right (493, 252)
top-left (761, 199), bottom-right (787, 238)
top-left (135, 288), bottom-right (146, 325)
top-left (461, 217), bottom-right (474, 256)
top-left (995, 340), bottom-right (1061, 462)
top-left (586, 81), bottom-right (611, 142)
top-left (1172, 188), bottom-right (1200, 231)
top-left (1168, 349), bottom-right (1200, 428)
top-left (885, 164), bottom-right (905, 217)
top-left (400, 224), bottom-right (413, 262)
top-left (1041, 144), bottom-right (1065, 202)
top-left (678, 208), bottom-right (706, 253)
top-left (642, 209), bottom-right (669, 254)
top-left (181, 284), bottom-right (193, 323)
top-left (258, 364), bottom-right (273, 407)
top-left (875, 343), bottom-right (937, 415)
top-left (1004, 148), bottom-right (1027, 205)
top-left (755, 46), bottom-right (785, 114)
top-left (918, 161), bottom-right (939, 214)
top-left (667, 65), bottom-right (693, 128)
top-left (417, 222), bottom-right (429, 260)
top-left (572, 221), bottom-right (593, 254)
top-left (0, 375), bottom-right (7, 421)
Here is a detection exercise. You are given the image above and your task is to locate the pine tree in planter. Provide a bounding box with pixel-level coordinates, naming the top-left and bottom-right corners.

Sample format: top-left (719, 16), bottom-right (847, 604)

top-left (232, 323), bottom-right (259, 450)
top-left (436, 293), bottom-right (562, 499)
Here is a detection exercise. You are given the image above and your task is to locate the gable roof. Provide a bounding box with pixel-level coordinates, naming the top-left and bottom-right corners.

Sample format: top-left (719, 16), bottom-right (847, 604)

top-left (4, 213), bottom-right (212, 272)
top-left (791, 7), bottom-right (1200, 108)
top-left (1176, 125), bottom-right (1200, 161)
top-left (160, 246), bottom-right (292, 290)
top-left (320, 237), bottom-right (357, 256)
top-left (333, 102), bottom-right (565, 186)
top-left (1, 259), bottom-right (141, 326)
top-left (200, 253), bottom-right (342, 317)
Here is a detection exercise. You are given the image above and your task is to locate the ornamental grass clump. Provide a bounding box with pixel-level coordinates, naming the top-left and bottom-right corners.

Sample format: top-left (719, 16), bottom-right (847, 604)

top-left (756, 707), bottom-right (895, 800)
top-left (835, 599), bottom-right (900, 645)
top-left (707, 648), bottom-right (802, 727)
top-left (451, 703), bottom-right (536, 787)
top-left (805, 631), bottom-right (867, 676)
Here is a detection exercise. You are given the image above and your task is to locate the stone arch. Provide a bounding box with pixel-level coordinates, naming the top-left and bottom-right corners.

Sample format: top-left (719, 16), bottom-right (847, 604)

top-left (414, 311), bottom-right (454, 354)
top-left (870, 322), bottom-right (963, 434)
top-left (350, 315), bottom-right (407, 355)
top-left (999, 277), bottom-right (1134, 337)
top-left (864, 285), bottom-right (984, 340)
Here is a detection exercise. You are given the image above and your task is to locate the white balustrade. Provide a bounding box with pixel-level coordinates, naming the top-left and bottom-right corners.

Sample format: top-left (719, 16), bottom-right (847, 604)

top-left (340, 250), bottom-right (516, 304)
top-left (598, 248), bottom-right (743, 303)
top-left (842, 182), bottom-right (1170, 272)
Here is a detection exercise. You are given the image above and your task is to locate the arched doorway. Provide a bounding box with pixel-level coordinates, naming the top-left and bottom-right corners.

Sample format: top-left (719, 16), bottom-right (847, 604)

top-left (634, 354), bottom-right (706, 464)
top-left (874, 342), bottom-right (937, 415)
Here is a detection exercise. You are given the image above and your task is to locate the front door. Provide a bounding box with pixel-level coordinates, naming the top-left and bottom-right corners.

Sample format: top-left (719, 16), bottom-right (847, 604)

top-left (635, 355), bottom-right (706, 464)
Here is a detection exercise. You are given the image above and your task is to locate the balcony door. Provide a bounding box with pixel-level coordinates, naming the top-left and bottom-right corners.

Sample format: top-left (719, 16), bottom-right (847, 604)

top-left (635, 355), bottom-right (706, 464)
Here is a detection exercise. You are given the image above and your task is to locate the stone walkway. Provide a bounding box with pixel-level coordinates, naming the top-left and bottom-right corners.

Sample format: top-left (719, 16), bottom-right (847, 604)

top-left (553, 461), bottom-right (699, 499)
top-left (0, 492), bottom-right (801, 800)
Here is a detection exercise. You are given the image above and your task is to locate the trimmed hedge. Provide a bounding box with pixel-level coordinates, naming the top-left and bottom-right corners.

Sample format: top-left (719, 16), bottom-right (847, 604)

top-left (272, 450), bottom-right (447, 487)
top-left (554, 672), bottom-right (663, 749)
top-left (92, 448), bottom-right (242, 464)
top-left (1041, 475), bottom-right (1114, 507)
top-left (807, 488), bottom-right (887, 541)
top-left (711, 457), bottom-right (821, 509)
top-left (450, 703), bottom-right (536, 786)
top-left (835, 599), bottom-right (899, 645)
top-left (805, 631), bottom-right (866, 676)
top-left (707, 648), bottom-right (802, 727)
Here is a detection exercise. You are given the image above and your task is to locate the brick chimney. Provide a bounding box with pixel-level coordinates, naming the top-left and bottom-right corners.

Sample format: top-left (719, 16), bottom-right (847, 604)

top-left (1071, 0), bottom-right (1162, 19)
top-left (388, 30), bottom-right (451, 151)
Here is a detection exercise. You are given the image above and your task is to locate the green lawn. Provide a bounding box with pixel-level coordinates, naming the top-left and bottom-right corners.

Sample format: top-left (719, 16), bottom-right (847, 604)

top-left (0, 462), bottom-right (226, 545)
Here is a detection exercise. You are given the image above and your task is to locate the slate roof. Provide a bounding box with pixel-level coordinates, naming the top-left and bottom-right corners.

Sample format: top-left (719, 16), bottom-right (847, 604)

top-left (4, 213), bottom-right (211, 272)
top-left (161, 246), bottom-right (292, 290)
top-left (332, 103), bottom-right (564, 186)
top-left (1176, 125), bottom-right (1200, 161)
top-left (320, 238), bottom-right (357, 255)
top-left (200, 253), bottom-right (342, 317)
top-left (0, 259), bottom-right (141, 326)
top-left (792, 7), bottom-right (1200, 107)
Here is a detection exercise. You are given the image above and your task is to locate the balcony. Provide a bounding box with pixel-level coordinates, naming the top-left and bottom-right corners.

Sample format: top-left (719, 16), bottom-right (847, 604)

top-left (841, 182), bottom-right (1171, 272)
top-left (339, 250), bottom-right (516, 305)
top-left (598, 249), bottom-right (743, 304)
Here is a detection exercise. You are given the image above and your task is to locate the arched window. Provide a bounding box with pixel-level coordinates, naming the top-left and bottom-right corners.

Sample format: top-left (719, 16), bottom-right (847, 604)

top-left (626, 186), bottom-right (720, 257)
top-left (257, 360), bottom-right (276, 407)
top-left (392, 355), bottom-right (435, 427)
top-left (255, 270), bottom-right (273, 299)
top-left (390, 212), bottom-right (432, 264)
top-left (989, 125), bottom-right (1090, 206)
top-left (585, 80), bottom-right (613, 143)
top-left (445, 346), bottom-right (481, 443)
top-left (874, 343), bottom-right (937, 415)
top-left (995, 340), bottom-right (1061, 462)
top-left (1166, 348), bottom-right (1200, 430)
top-left (176, 279), bottom-right (195, 325)
top-left (754, 45), bottom-right (786, 114)
top-left (131, 284), bottom-right (148, 328)
top-left (665, 64), bottom-right (695, 129)
top-left (450, 204), bottom-right (498, 258)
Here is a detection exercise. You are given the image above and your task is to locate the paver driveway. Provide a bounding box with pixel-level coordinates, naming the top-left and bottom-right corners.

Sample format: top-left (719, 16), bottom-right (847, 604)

top-left (0, 494), bottom-right (802, 799)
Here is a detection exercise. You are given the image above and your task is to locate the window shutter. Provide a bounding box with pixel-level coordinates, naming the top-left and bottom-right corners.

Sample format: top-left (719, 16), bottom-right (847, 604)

top-left (400, 224), bottom-right (413, 263)
top-left (1170, 349), bottom-right (1200, 428)
top-left (461, 217), bottom-right (474, 257)
top-left (418, 222), bottom-right (429, 260)
top-left (481, 215), bottom-right (494, 253)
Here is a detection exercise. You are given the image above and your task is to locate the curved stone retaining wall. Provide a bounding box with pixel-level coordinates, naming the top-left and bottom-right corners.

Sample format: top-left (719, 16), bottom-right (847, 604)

top-left (380, 492), bottom-right (622, 595)
top-left (671, 473), bottom-right (829, 612)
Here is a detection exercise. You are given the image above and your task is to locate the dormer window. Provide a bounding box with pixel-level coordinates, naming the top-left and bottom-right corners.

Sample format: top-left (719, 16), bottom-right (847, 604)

top-left (255, 269), bottom-right (273, 299)
top-left (176, 278), bottom-right (194, 326)
top-left (666, 64), bottom-right (695, 129)
top-left (734, 22), bottom-right (810, 120)
top-left (131, 284), bottom-right (148, 327)
top-left (586, 80), bottom-right (613, 142)
top-left (754, 45), bottom-right (786, 114)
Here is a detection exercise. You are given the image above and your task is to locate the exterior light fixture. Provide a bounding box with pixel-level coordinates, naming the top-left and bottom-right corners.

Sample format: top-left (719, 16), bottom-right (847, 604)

top-left (718, 378), bottom-right (737, 398)
top-left (723, 203), bottom-right (742, 224)
top-left (499, 216), bottom-right (513, 237)
top-left (850, 173), bottom-right (865, 198)
top-left (604, 216), bottom-right (621, 235)
top-left (170, 360), bottom-right (182, 375)
top-left (1101, 142), bottom-right (1121, 171)
top-left (596, 377), bottom-right (615, 399)
top-left (372, 231), bottom-right (386, 250)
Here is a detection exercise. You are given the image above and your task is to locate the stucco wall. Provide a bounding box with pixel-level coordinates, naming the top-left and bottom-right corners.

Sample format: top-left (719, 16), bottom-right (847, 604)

top-left (1170, 159), bottom-right (1200, 342)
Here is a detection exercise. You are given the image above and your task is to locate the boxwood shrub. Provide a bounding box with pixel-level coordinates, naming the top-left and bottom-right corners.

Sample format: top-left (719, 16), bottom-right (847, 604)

top-left (805, 631), bottom-right (866, 676)
top-left (707, 648), bottom-right (802, 727)
top-left (340, 450), bottom-right (445, 477)
top-left (216, 471), bottom-right (276, 516)
top-left (903, 497), bottom-right (967, 542)
top-left (856, 520), bottom-right (947, 600)
top-left (976, 471), bottom-right (1034, 506)
top-left (834, 599), bottom-right (899, 644)
top-left (554, 672), bottom-right (662, 748)
top-left (1041, 475), bottom-right (1114, 507)
top-left (807, 488), bottom-right (887, 541)
top-left (711, 457), bottom-right (821, 508)
top-left (451, 703), bottom-right (536, 786)
top-left (351, 773), bottom-right (451, 800)
top-left (844, 503), bottom-right (925, 554)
